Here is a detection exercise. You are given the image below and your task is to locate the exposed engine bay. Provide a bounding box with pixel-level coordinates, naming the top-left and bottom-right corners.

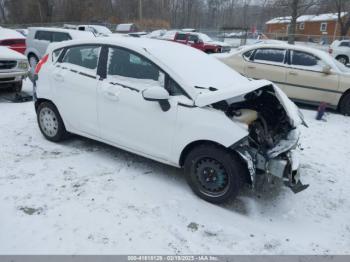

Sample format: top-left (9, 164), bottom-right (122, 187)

top-left (213, 85), bottom-right (309, 193)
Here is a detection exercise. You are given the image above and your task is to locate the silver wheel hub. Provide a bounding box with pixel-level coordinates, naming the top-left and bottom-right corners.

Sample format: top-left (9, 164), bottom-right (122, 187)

top-left (39, 108), bottom-right (59, 137)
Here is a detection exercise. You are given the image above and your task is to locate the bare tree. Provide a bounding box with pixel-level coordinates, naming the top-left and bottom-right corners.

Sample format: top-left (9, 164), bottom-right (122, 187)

top-left (0, 0), bottom-right (6, 22)
top-left (333, 0), bottom-right (350, 37)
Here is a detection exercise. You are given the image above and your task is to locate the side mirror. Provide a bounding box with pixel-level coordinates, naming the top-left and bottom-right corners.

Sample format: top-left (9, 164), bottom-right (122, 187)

top-left (322, 65), bottom-right (332, 74)
top-left (142, 86), bottom-right (171, 112)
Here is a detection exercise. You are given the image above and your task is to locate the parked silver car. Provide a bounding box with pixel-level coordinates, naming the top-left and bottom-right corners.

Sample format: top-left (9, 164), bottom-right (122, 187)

top-left (25, 27), bottom-right (95, 68)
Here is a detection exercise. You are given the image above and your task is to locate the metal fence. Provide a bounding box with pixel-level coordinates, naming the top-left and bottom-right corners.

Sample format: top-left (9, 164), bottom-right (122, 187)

top-left (2, 21), bottom-right (348, 51)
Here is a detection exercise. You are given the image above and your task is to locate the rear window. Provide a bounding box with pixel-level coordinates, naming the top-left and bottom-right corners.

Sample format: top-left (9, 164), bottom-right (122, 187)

top-left (253, 48), bottom-right (286, 64)
top-left (35, 31), bottom-right (52, 41)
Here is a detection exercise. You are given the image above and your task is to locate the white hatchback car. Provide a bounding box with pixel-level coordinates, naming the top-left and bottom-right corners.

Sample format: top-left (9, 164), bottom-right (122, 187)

top-left (34, 37), bottom-right (307, 203)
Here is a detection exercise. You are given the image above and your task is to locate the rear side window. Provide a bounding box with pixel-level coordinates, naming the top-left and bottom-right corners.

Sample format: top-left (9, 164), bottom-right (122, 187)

top-left (339, 41), bottom-right (350, 47)
top-left (175, 33), bottom-right (187, 41)
top-left (291, 51), bottom-right (319, 67)
top-left (253, 48), bottom-right (286, 64)
top-left (62, 45), bottom-right (101, 70)
top-left (107, 47), bottom-right (160, 81)
top-left (35, 31), bottom-right (52, 42)
top-left (52, 32), bottom-right (71, 42)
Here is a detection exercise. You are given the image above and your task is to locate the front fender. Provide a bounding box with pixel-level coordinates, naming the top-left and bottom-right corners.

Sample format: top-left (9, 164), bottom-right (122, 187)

top-left (170, 105), bottom-right (248, 166)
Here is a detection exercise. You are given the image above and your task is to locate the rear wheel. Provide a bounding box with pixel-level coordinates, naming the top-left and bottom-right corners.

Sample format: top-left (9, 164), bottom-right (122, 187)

top-left (339, 93), bottom-right (350, 116)
top-left (184, 144), bottom-right (246, 204)
top-left (37, 102), bottom-right (67, 142)
top-left (336, 55), bottom-right (349, 65)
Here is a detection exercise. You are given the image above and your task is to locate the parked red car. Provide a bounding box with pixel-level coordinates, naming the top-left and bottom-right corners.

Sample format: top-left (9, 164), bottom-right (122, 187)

top-left (173, 32), bottom-right (231, 53)
top-left (0, 28), bottom-right (26, 54)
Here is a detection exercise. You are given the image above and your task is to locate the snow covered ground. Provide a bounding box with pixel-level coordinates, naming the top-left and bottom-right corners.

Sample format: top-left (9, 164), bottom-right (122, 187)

top-left (0, 80), bottom-right (349, 255)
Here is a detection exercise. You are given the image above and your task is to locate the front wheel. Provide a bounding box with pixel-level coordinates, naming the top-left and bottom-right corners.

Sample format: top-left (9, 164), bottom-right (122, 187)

top-left (339, 93), bottom-right (350, 116)
top-left (37, 102), bottom-right (67, 142)
top-left (184, 144), bottom-right (245, 204)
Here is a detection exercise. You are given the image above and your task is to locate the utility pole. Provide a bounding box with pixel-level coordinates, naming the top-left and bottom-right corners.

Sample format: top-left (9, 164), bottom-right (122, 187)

top-left (139, 0), bottom-right (143, 21)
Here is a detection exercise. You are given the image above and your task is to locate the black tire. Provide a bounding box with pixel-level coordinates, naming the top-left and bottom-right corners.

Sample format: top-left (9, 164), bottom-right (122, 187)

top-left (184, 144), bottom-right (246, 204)
top-left (11, 81), bottom-right (23, 93)
top-left (36, 102), bottom-right (67, 142)
top-left (336, 55), bottom-right (349, 65)
top-left (28, 54), bottom-right (39, 69)
top-left (339, 92), bottom-right (350, 116)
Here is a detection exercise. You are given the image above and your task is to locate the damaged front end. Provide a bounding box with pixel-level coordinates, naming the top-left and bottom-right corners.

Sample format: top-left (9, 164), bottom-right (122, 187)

top-left (212, 83), bottom-right (309, 193)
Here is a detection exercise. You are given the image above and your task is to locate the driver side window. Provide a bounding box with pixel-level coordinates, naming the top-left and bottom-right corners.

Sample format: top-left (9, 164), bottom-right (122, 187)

top-left (107, 47), bottom-right (185, 97)
top-left (107, 47), bottom-right (161, 82)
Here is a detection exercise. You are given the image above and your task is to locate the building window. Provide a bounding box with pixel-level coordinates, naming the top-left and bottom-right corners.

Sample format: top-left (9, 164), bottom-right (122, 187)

top-left (299, 23), bottom-right (305, 30)
top-left (320, 23), bottom-right (327, 32)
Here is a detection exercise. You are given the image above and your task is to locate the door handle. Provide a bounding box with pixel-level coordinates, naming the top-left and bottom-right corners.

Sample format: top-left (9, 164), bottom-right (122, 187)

top-left (289, 71), bottom-right (298, 76)
top-left (247, 66), bottom-right (256, 69)
top-left (54, 73), bottom-right (64, 82)
top-left (103, 89), bottom-right (120, 101)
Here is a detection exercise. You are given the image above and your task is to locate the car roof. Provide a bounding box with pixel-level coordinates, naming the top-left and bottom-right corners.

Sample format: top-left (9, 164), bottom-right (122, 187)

top-left (48, 37), bottom-right (248, 99)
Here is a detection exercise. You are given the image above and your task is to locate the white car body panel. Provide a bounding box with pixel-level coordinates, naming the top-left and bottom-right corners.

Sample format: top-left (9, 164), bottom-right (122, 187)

top-left (36, 37), bottom-right (304, 171)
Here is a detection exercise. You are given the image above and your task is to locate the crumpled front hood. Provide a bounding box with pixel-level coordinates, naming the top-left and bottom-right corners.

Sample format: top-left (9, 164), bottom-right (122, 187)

top-left (195, 79), bottom-right (306, 128)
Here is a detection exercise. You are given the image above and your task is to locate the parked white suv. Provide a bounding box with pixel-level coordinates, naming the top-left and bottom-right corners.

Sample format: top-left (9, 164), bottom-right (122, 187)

top-left (329, 40), bottom-right (350, 65)
top-left (34, 37), bottom-right (307, 203)
top-left (25, 27), bottom-right (95, 68)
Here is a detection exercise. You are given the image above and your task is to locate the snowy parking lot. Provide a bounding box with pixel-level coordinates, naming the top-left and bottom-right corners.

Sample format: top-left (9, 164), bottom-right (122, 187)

top-left (0, 81), bottom-right (350, 255)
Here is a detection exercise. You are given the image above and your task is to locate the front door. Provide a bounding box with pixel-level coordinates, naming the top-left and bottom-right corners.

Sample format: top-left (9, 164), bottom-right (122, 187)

top-left (52, 44), bottom-right (101, 136)
top-left (97, 46), bottom-right (178, 160)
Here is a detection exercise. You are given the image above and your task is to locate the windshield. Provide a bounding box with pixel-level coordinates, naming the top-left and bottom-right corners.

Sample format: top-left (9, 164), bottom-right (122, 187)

top-left (145, 39), bottom-right (249, 93)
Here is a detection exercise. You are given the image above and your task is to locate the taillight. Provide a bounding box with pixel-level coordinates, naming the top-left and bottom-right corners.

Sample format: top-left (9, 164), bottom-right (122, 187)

top-left (35, 54), bottom-right (49, 74)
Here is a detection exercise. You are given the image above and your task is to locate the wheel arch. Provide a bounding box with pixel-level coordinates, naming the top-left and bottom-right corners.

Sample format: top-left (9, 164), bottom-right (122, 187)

top-left (338, 88), bottom-right (350, 111)
top-left (335, 54), bottom-right (349, 62)
top-left (179, 140), bottom-right (226, 167)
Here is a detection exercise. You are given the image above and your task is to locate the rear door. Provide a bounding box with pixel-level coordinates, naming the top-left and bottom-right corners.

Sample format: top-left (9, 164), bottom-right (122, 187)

top-left (245, 48), bottom-right (288, 84)
top-left (285, 50), bottom-right (340, 105)
top-left (52, 44), bottom-right (101, 136)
